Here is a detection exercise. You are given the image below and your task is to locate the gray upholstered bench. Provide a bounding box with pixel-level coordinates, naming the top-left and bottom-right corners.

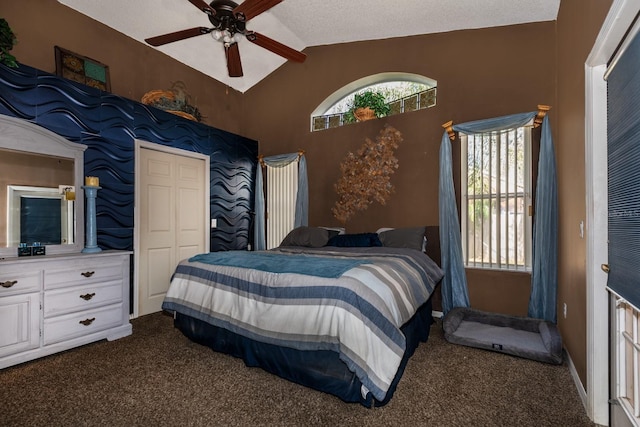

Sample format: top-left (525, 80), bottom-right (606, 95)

top-left (442, 307), bottom-right (563, 365)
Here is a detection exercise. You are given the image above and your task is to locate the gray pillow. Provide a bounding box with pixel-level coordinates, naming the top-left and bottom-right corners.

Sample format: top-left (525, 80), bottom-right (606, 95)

top-left (378, 226), bottom-right (426, 251)
top-left (280, 226), bottom-right (330, 247)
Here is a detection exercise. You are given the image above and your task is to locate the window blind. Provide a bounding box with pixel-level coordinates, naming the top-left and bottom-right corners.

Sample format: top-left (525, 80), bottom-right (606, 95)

top-left (607, 24), bottom-right (640, 310)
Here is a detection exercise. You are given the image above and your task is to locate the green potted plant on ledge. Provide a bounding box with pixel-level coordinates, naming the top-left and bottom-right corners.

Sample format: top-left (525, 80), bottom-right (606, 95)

top-left (343, 90), bottom-right (391, 124)
top-left (0, 18), bottom-right (18, 68)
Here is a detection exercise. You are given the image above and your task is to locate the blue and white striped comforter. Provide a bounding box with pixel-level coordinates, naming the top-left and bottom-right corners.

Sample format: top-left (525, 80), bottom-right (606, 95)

top-left (162, 246), bottom-right (444, 401)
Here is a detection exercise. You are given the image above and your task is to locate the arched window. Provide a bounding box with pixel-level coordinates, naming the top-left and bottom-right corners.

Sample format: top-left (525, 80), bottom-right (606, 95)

top-left (311, 73), bottom-right (437, 132)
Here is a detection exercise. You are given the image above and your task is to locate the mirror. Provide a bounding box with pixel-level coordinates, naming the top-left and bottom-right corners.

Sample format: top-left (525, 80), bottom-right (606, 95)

top-left (6, 183), bottom-right (75, 246)
top-left (0, 115), bottom-right (86, 258)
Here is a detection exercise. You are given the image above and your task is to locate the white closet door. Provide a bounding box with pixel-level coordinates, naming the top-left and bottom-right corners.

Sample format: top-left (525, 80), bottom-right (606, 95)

top-left (138, 147), bottom-right (206, 316)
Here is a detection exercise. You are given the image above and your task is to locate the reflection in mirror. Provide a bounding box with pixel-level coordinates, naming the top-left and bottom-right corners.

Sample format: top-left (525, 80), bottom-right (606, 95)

top-left (0, 150), bottom-right (74, 247)
top-left (0, 114), bottom-right (86, 258)
top-left (6, 185), bottom-right (75, 247)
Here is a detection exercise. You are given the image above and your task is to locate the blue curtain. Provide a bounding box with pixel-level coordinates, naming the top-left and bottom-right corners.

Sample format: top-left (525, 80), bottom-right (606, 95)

top-left (254, 152), bottom-right (309, 250)
top-left (528, 116), bottom-right (558, 322)
top-left (439, 111), bottom-right (557, 321)
top-left (439, 132), bottom-right (470, 314)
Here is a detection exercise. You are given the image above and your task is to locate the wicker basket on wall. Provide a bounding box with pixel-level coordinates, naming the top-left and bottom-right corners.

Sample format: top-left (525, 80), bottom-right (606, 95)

top-left (141, 89), bottom-right (174, 105)
top-left (353, 107), bottom-right (376, 122)
top-left (141, 89), bottom-right (197, 122)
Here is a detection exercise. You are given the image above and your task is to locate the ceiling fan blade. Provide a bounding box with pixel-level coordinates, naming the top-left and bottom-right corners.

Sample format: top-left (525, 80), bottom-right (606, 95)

top-left (225, 43), bottom-right (244, 77)
top-left (245, 31), bottom-right (306, 63)
top-left (145, 27), bottom-right (213, 46)
top-left (233, 0), bottom-right (283, 22)
top-left (186, 0), bottom-right (217, 16)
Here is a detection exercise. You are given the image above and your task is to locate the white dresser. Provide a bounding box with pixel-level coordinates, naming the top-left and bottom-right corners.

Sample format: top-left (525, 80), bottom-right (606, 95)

top-left (0, 251), bottom-right (132, 369)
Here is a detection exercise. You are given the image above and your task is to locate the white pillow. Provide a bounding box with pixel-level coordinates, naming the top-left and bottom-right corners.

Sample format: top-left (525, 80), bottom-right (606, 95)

top-left (320, 226), bottom-right (345, 235)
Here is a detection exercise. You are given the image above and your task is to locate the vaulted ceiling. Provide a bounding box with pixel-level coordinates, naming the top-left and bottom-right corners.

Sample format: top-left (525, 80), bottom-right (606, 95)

top-left (57, 0), bottom-right (560, 93)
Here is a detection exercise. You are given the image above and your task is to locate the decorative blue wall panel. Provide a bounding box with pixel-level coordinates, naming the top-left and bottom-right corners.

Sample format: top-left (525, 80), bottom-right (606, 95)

top-left (36, 74), bottom-right (103, 140)
top-left (0, 65), bottom-right (38, 120)
top-left (98, 94), bottom-right (135, 141)
top-left (0, 63), bottom-right (257, 252)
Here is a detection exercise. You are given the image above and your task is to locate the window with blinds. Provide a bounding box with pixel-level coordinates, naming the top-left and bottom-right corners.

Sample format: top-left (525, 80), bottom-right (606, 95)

top-left (607, 17), bottom-right (640, 312)
top-left (460, 126), bottom-right (533, 270)
top-left (265, 161), bottom-right (298, 250)
top-left (607, 18), bottom-right (640, 427)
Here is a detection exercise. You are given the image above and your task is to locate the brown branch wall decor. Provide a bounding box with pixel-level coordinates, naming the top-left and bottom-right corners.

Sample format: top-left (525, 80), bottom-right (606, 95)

top-left (332, 125), bottom-right (403, 224)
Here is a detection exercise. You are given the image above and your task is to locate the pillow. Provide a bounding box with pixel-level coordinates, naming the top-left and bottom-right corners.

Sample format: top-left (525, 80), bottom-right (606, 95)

top-left (377, 226), bottom-right (427, 252)
top-left (326, 232), bottom-right (383, 247)
top-left (280, 226), bottom-right (330, 248)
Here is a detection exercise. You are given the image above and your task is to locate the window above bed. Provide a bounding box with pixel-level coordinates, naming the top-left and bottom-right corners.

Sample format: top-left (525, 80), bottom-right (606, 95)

top-left (310, 73), bottom-right (437, 132)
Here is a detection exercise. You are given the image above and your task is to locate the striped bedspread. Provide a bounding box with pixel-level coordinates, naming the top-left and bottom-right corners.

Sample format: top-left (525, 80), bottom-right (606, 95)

top-left (162, 246), bottom-right (444, 402)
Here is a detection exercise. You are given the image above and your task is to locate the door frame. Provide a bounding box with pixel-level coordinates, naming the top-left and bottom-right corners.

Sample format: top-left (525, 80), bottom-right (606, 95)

top-left (585, 0), bottom-right (640, 424)
top-left (133, 140), bottom-right (210, 318)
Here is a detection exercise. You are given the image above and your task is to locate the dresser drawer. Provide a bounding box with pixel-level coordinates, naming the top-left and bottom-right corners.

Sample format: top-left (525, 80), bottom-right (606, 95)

top-left (43, 303), bottom-right (124, 346)
top-left (0, 270), bottom-right (42, 296)
top-left (45, 260), bottom-right (124, 290)
top-left (44, 280), bottom-right (123, 318)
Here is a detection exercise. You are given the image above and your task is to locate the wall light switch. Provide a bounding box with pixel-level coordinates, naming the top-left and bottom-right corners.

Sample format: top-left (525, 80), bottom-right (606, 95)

top-left (211, 218), bottom-right (217, 229)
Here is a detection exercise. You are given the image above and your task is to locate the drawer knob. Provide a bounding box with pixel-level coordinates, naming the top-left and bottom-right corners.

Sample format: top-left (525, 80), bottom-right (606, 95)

top-left (81, 271), bottom-right (95, 278)
top-left (79, 317), bottom-right (96, 326)
top-left (1, 280), bottom-right (17, 288)
top-left (79, 292), bottom-right (96, 301)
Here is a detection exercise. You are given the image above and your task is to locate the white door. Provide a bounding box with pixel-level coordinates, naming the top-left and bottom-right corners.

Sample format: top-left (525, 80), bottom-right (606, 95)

top-left (586, 2), bottom-right (640, 424)
top-left (137, 145), bottom-right (207, 316)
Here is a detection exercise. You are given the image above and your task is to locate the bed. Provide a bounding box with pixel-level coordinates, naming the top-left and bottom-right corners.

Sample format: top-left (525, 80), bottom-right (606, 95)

top-left (162, 226), bottom-right (444, 406)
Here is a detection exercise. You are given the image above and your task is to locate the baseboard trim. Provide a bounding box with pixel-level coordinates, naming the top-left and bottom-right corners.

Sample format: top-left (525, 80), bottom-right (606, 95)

top-left (565, 348), bottom-right (589, 413)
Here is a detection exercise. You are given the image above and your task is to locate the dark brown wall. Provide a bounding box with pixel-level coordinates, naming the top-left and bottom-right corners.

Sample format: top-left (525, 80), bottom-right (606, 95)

top-left (1, 0), bottom-right (615, 393)
top-left (241, 23), bottom-right (556, 314)
top-left (555, 0), bottom-right (612, 387)
top-left (0, 1), bottom-right (244, 135)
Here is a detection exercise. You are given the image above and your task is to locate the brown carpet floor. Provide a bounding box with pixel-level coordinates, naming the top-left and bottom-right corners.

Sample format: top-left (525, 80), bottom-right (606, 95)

top-left (0, 312), bottom-right (595, 427)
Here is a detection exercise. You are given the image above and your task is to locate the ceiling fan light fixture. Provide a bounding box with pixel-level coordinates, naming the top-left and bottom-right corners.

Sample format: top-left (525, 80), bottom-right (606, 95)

top-left (211, 29), bottom-right (223, 41)
top-left (211, 29), bottom-right (242, 45)
top-left (147, 0), bottom-right (304, 78)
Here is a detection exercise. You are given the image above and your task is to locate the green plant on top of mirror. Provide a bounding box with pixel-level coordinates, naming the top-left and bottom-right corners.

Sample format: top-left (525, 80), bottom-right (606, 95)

top-left (0, 19), bottom-right (18, 68)
top-left (343, 90), bottom-right (391, 124)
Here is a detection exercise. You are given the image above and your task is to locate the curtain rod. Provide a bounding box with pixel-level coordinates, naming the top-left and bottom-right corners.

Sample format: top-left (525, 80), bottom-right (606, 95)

top-left (534, 105), bottom-right (551, 127)
top-left (442, 105), bottom-right (551, 141)
top-left (257, 151), bottom-right (305, 167)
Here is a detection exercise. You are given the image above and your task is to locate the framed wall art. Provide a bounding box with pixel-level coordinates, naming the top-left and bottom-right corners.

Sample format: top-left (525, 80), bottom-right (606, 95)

top-left (54, 46), bottom-right (111, 92)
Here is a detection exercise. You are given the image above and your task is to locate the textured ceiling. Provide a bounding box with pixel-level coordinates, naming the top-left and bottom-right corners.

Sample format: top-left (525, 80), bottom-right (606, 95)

top-left (57, 0), bottom-right (560, 93)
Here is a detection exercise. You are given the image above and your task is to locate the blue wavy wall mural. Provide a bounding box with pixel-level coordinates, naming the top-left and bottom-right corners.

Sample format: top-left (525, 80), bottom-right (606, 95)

top-left (0, 63), bottom-right (258, 252)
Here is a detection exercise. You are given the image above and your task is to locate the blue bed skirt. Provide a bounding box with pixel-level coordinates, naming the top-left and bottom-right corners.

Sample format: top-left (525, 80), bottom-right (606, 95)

top-left (173, 298), bottom-right (433, 407)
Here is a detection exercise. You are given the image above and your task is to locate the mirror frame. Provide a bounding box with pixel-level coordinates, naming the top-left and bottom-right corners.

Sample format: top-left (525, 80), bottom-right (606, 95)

top-left (0, 115), bottom-right (87, 258)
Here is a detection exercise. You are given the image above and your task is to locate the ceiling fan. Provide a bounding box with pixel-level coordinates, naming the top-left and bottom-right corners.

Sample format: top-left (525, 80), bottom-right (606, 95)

top-left (145, 0), bottom-right (306, 78)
